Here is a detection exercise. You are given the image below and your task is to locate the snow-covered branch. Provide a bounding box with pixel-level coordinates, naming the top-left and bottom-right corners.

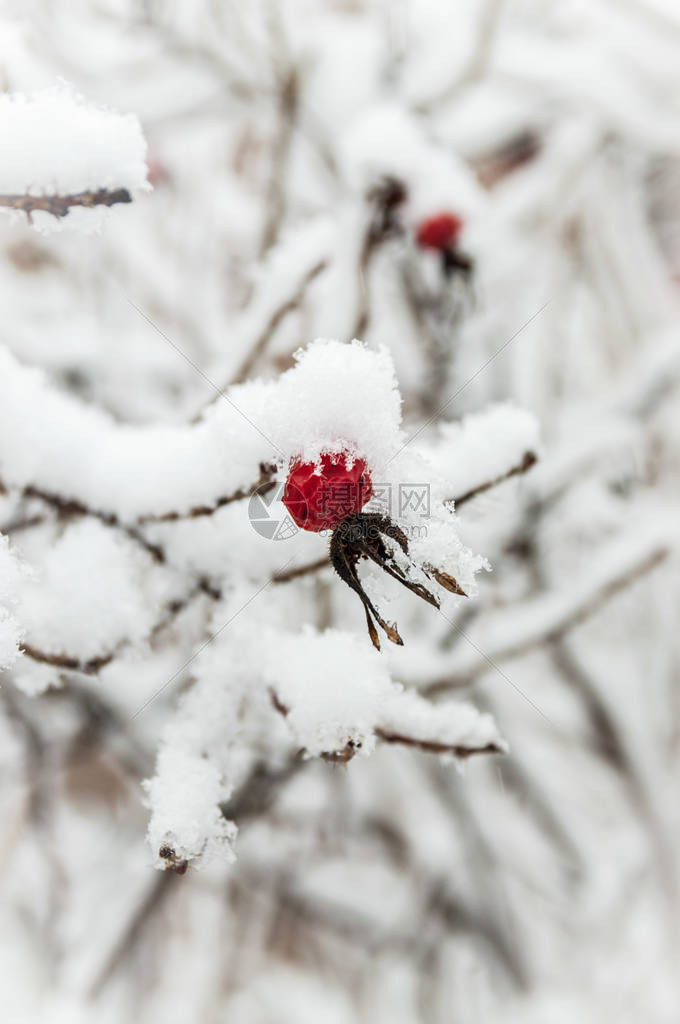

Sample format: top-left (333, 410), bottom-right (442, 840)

top-left (144, 623), bottom-right (506, 871)
top-left (265, 629), bottom-right (506, 762)
top-left (0, 86), bottom-right (148, 231)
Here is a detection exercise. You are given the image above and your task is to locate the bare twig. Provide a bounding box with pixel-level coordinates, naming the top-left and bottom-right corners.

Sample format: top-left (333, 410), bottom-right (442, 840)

top-left (21, 483), bottom-right (166, 562)
top-left (235, 863), bottom-right (526, 988)
top-left (271, 555), bottom-right (329, 584)
top-left (473, 131), bottom-right (542, 190)
top-left (259, 66), bottom-right (298, 257)
top-left (453, 450), bottom-right (538, 507)
top-left (0, 513), bottom-right (47, 534)
top-left (353, 177), bottom-right (407, 339)
top-left (270, 688), bottom-right (503, 762)
top-left (137, 462), bottom-right (277, 523)
top-left (221, 754), bottom-right (305, 821)
top-left (0, 188), bottom-right (132, 219)
top-left (375, 728), bottom-right (505, 758)
top-left (88, 872), bottom-right (176, 998)
top-left (21, 578), bottom-right (218, 677)
top-left (21, 644), bottom-right (116, 676)
top-left (229, 259), bottom-right (327, 385)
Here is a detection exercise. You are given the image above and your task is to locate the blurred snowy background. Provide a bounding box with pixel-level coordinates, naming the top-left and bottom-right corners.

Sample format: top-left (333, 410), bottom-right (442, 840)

top-left (1, 1), bottom-right (680, 1021)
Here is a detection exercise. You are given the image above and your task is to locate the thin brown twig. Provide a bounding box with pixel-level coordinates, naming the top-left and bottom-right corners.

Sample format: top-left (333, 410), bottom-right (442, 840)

top-left (234, 862), bottom-right (525, 988)
top-left (19, 484), bottom-right (166, 562)
top-left (21, 578), bottom-right (219, 677)
top-left (259, 65), bottom-right (298, 258)
top-left (88, 872), bottom-right (176, 998)
top-left (136, 462), bottom-right (277, 522)
top-left (0, 513), bottom-right (47, 534)
top-left (0, 188), bottom-right (132, 219)
top-left (270, 689), bottom-right (503, 762)
top-left (271, 555), bottom-right (329, 584)
top-left (3, 478), bottom-right (163, 561)
top-left (374, 728), bottom-right (505, 758)
top-left (453, 451), bottom-right (538, 507)
top-left (229, 259), bottom-right (327, 386)
top-left (353, 177), bottom-right (408, 339)
top-left (21, 644), bottom-right (116, 676)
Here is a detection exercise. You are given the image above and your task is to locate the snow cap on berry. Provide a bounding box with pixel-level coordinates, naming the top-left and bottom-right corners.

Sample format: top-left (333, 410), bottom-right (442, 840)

top-left (264, 339), bottom-right (404, 477)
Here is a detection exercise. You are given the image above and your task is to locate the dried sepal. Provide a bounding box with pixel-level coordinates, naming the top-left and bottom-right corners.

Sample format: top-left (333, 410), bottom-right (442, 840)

top-left (330, 520), bottom-right (403, 650)
top-left (330, 512), bottom-right (467, 649)
top-left (425, 566), bottom-right (467, 597)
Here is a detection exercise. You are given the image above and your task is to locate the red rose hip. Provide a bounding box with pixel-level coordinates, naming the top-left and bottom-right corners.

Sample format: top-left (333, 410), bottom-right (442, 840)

top-left (416, 212), bottom-right (463, 251)
top-left (283, 452), bottom-right (373, 532)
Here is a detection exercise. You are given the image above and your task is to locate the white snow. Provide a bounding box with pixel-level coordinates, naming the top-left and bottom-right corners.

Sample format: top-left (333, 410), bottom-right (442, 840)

top-left (0, 85), bottom-right (147, 195)
top-left (0, 84), bottom-right (148, 232)
top-left (143, 655), bottom-right (243, 868)
top-left (264, 628), bottom-right (394, 757)
top-left (0, 339), bottom-right (406, 518)
top-left (263, 626), bottom-right (504, 760)
top-left (0, 533), bottom-right (26, 669)
top-left (268, 339), bottom-right (404, 473)
top-left (419, 404), bottom-right (541, 504)
top-left (144, 746), bottom-right (238, 869)
top-left (377, 689), bottom-right (506, 753)
top-left (14, 519), bottom-right (165, 663)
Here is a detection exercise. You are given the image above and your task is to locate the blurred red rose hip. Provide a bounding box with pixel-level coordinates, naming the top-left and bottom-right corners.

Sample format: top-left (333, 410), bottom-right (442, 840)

top-left (416, 212), bottom-right (463, 251)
